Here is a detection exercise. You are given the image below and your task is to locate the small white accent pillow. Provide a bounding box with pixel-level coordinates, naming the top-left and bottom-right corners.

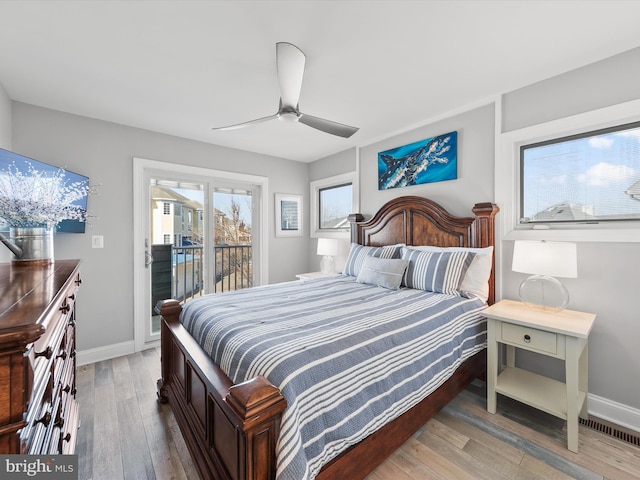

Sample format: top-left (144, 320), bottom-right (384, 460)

top-left (356, 257), bottom-right (409, 290)
top-left (343, 243), bottom-right (404, 277)
top-left (404, 246), bottom-right (493, 302)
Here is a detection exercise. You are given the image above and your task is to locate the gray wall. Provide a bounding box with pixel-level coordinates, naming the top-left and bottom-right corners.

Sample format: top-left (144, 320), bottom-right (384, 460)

top-left (503, 47), bottom-right (640, 132)
top-left (360, 104), bottom-right (495, 218)
top-left (501, 48), bottom-right (640, 411)
top-left (308, 147), bottom-right (358, 272)
top-left (0, 83), bottom-right (10, 149)
top-left (9, 102), bottom-right (309, 353)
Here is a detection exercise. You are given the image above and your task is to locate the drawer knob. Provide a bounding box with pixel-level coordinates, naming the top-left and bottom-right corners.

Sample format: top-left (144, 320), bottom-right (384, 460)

top-left (54, 416), bottom-right (65, 428)
top-left (75, 277), bottom-right (82, 286)
top-left (34, 411), bottom-right (52, 427)
top-left (524, 334), bottom-right (531, 343)
top-left (56, 350), bottom-right (68, 361)
top-left (59, 304), bottom-right (70, 313)
top-left (35, 346), bottom-right (53, 360)
top-left (62, 433), bottom-right (71, 443)
top-left (68, 294), bottom-right (75, 301)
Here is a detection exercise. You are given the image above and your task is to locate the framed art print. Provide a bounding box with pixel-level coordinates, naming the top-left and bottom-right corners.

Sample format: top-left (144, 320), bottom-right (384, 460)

top-left (378, 131), bottom-right (457, 190)
top-left (275, 193), bottom-right (303, 237)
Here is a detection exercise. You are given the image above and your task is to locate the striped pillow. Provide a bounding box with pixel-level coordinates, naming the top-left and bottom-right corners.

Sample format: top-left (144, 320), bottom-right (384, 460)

top-left (402, 248), bottom-right (476, 295)
top-left (342, 243), bottom-right (404, 277)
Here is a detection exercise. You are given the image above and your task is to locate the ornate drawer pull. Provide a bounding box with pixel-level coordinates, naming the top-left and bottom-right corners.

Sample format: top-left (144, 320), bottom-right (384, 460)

top-left (56, 350), bottom-right (67, 361)
top-left (34, 411), bottom-right (52, 427)
top-left (54, 416), bottom-right (65, 428)
top-left (59, 304), bottom-right (70, 313)
top-left (75, 277), bottom-right (82, 286)
top-left (68, 294), bottom-right (75, 301)
top-left (62, 384), bottom-right (71, 394)
top-left (524, 334), bottom-right (532, 343)
top-left (35, 346), bottom-right (53, 360)
top-left (61, 433), bottom-right (71, 443)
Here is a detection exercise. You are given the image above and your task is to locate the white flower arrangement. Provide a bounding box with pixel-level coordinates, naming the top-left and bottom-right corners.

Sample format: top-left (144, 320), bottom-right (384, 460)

top-left (0, 161), bottom-right (89, 228)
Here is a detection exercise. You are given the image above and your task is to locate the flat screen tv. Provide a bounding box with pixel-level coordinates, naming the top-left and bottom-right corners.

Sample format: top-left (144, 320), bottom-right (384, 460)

top-left (0, 148), bottom-right (89, 233)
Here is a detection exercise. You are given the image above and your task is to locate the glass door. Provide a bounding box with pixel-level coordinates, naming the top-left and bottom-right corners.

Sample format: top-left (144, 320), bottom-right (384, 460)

top-left (212, 186), bottom-right (254, 293)
top-left (148, 179), bottom-right (206, 343)
top-left (134, 157), bottom-right (268, 351)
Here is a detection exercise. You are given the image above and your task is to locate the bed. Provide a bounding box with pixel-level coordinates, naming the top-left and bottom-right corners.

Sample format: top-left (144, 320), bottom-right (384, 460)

top-left (157, 195), bottom-right (499, 480)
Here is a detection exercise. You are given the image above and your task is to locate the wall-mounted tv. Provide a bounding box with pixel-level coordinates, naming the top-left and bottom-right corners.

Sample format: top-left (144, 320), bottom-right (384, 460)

top-left (520, 121), bottom-right (640, 223)
top-left (0, 148), bottom-right (89, 233)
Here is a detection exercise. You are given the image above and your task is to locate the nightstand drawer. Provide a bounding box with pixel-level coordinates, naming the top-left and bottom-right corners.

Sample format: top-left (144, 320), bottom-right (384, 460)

top-left (500, 323), bottom-right (557, 355)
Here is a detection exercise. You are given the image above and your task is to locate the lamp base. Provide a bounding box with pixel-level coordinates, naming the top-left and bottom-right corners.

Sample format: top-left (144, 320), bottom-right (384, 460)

top-left (320, 255), bottom-right (335, 274)
top-left (519, 274), bottom-right (569, 312)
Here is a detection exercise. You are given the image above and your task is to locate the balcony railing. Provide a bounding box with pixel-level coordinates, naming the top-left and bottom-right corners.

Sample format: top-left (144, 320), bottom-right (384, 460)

top-left (214, 244), bottom-right (253, 293)
top-left (152, 244), bottom-right (252, 305)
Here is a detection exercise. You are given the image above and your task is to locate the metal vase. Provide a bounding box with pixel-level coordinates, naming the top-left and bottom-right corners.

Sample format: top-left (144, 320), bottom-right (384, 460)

top-left (10, 226), bottom-right (54, 264)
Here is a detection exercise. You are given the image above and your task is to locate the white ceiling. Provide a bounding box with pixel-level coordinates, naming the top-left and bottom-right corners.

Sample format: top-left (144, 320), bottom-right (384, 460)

top-left (1, 1), bottom-right (640, 163)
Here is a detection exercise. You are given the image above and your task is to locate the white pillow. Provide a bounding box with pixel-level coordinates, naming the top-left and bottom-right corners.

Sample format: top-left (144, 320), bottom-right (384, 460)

top-left (402, 245), bottom-right (493, 302)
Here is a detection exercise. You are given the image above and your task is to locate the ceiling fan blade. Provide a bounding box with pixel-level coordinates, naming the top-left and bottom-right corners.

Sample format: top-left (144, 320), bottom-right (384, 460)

top-left (212, 113), bottom-right (278, 131)
top-left (276, 42), bottom-right (305, 109)
top-left (298, 113), bottom-right (359, 138)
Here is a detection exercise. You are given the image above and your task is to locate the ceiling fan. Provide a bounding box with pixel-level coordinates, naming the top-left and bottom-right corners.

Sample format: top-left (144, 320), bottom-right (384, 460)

top-left (212, 42), bottom-right (359, 139)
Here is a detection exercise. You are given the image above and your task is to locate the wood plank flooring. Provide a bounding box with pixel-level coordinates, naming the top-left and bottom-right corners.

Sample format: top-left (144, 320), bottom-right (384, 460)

top-left (76, 349), bottom-right (640, 480)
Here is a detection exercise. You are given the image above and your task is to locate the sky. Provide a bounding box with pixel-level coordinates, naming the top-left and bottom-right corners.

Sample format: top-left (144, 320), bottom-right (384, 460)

top-left (522, 124), bottom-right (640, 221)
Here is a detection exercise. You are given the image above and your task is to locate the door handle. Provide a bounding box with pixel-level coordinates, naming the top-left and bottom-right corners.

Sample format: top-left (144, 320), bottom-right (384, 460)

top-left (145, 250), bottom-right (154, 268)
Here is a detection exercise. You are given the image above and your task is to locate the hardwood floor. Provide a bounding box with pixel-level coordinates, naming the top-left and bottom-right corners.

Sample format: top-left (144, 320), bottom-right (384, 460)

top-left (76, 349), bottom-right (640, 480)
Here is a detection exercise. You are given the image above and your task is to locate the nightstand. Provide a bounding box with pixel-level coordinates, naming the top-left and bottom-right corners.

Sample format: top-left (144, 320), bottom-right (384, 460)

top-left (484, 299), bottom-right (596, 453)
top-left (295, 271), bottom-right (339, 280)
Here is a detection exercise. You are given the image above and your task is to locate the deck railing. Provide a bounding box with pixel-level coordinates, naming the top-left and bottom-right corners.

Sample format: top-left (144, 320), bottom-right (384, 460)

top-left (167, 244), bottom-right (253, 303)
top-left (214, 244), bottom-right (253, 293)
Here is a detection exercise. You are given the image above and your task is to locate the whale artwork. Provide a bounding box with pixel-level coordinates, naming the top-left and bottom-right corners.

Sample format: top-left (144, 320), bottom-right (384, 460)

top-left (378, 131), bottom-right (457, 190)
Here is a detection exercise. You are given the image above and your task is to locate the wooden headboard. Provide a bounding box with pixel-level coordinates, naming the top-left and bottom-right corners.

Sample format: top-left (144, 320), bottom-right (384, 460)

top-left (348, 196), bottom-right (499, 303)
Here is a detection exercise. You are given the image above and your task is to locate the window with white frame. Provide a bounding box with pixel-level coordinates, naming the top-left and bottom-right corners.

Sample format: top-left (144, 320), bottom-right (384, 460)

top-left (497, 97), bottom-right (640, 243)
top-left (163, 202), bottom-right (171, 215)
top-left (520, 121), bottom-right (640, 224)
top-left (310, 172), bottom-right (358, 238)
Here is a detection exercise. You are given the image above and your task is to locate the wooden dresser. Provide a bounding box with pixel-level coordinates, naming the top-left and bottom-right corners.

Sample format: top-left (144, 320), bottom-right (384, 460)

top-left (0, 259), bottom-right (81, 454)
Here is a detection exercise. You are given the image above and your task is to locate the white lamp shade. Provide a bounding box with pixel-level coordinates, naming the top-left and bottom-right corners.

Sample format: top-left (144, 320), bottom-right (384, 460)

top-left (512, 240), bottom-right (577, 278)
top-left (317, 238), bottom-right (338, 256)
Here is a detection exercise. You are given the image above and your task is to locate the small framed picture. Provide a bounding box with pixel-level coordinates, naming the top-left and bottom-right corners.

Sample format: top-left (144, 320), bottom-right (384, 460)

top-left (275, 193), bottom-right (303, 237)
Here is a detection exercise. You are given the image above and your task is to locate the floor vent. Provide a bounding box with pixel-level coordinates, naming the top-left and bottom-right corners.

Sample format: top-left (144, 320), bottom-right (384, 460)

top-left (580, 417), bottom-right (640, 447)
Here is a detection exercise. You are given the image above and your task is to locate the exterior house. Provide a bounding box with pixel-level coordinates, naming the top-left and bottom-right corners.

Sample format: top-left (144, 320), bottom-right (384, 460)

top-left (150, 185), bottom-right (204, 246)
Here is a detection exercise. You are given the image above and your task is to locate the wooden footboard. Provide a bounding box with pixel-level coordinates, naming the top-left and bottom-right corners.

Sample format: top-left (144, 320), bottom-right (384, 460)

top-left (157, 299), bottom-right (286, 480)
top-left (158, 196), bottom-right (498, 480)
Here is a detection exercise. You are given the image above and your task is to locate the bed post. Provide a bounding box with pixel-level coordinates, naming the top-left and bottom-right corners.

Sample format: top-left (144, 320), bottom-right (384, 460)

top-left (157, 299), bottom-right (182, 403)
top-left (471, 202), bottom-right (499, 305)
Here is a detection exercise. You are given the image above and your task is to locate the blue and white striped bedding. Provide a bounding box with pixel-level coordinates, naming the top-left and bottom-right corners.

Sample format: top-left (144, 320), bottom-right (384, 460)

top-left (180, 275), bottom-right (487, 480)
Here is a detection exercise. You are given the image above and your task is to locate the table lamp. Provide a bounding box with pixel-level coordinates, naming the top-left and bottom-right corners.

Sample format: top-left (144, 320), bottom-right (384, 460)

top-left (317, 238), bottom-right (338, 274)
top-left (512, 240), bottom-right (577, 311)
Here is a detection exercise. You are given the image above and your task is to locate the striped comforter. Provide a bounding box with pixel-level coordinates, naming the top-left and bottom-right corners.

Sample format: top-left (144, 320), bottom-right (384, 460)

top-left (180, 275), bottom-right (487, 480)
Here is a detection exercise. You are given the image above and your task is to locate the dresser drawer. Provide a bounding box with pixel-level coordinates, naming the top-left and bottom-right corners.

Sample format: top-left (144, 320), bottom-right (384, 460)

top-left (500, 322), bottom-right (557, 355)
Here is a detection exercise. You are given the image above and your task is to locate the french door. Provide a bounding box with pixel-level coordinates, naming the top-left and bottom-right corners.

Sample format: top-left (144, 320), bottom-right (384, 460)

top-left (133, 158), bottom-right (268, 351)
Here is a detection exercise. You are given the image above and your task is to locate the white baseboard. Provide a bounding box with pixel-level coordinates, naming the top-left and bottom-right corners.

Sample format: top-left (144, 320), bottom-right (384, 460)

top-left (76, 341), bottom-right (135, 366)
top-left (588, 392), bottom-right (640, 434)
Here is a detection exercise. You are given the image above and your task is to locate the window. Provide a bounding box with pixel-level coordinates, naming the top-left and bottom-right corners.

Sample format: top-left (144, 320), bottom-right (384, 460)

top-left (520, 121), bottom-right (640, 223)
top-left (310, 172), bottom-right (358, 238)
top-left (319, 183), bottom-right (352, 229)
top-left (163, 202), bottom-right (171, 215)
top-left (163, 234), bottom-right (171, 244)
